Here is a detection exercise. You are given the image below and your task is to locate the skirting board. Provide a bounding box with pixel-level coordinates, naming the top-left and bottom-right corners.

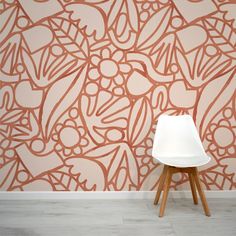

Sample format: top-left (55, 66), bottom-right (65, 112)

top-left (0, 191), bottom-right (236, 200)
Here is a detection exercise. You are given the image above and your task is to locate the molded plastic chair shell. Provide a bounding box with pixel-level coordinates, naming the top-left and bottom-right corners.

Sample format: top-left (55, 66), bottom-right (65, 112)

top-left (152, 115), bottom-right (211, 168)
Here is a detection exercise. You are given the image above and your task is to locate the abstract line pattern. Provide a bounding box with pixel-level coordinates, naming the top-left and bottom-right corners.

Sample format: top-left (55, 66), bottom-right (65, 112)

top-left (0, 0), bottom-right (235, 191)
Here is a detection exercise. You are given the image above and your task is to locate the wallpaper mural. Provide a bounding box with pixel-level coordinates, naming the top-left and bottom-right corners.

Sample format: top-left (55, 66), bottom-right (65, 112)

top-left (0, 0), bottom-right (235, 191)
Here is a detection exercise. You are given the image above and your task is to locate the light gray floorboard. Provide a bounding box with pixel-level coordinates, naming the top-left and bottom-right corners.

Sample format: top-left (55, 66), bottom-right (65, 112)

top-left (0, 198), bottom-right (235, 236)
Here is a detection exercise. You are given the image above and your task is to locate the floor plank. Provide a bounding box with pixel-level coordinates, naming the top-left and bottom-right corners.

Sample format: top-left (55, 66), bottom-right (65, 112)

top-left (0, 199), bottom-right (235, 236)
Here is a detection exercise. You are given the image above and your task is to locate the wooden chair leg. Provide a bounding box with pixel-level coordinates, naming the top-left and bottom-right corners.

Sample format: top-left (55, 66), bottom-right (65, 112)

top-left (159, 167), bottom-right (172, 217)
top-left (188, 171), bottom-right (198, 205)
top-left (192, 167), bottom-right (211, 216)
top-left (154, 165), bottom-right (168, 205)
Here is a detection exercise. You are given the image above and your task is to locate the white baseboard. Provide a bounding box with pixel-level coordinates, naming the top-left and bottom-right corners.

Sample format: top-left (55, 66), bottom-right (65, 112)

top-left (0, 190), bottom-right (236, 200)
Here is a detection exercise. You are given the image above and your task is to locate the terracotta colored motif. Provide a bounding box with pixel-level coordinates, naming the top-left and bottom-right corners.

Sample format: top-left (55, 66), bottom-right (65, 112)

top-left (0, 0), bottom-right (235, 191)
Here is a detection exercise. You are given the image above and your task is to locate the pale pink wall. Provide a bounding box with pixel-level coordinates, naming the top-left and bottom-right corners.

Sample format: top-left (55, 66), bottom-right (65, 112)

top-left (0, 0), bottom-right (235, 191)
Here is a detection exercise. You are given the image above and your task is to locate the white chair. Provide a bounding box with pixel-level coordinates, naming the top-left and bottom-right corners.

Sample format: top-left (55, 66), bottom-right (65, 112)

top-left (152, 114), bottom-right (211, 217)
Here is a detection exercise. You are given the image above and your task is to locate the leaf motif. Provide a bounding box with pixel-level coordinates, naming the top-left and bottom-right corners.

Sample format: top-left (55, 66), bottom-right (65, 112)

top-left (83, 142), bottom-right (139, 187)
top-left (0, 6), bottom-right (18, 46)
top-left (107, 144), bottom-right (139, 187)
top-left (38, 47), bottom-right (79, 86)
top-left (193, 47), bottom-right (231, 84)
top-left (21, 47), bottom-right (38, 82)
top-left (108, 0), bottom-right (138, 31)
top-left (108, 0), bottom-right (139, 49)
top-left (11, 179), bottom-right (53, 191)
top-left (128, 98), bottom-right (153, 146)
top-left (81, 90), bottom-right (130, 144)
top-left (0, 159), bottom-right (18, 190)
top-left (40, 65), bottom-right (88, 140)
top-left (150, 33), bottom-right (176, 74)
top-left (137, 5), bottom-right (172, 50)
top-left (175, 46), bottom-right (231, 88)
top-left (175, 47), bottom-right (192, 82)
top-left (0, 33), bottom-right (22, 74)
top-left (0, 109), bottom-right (25, 124)
top-left (124, 144), bottom-right (140, 186)
top-left (49, 17), bottom-right (89, 59)
top-left (11, 111), bottom-right (39, 141)
top-left (126, 0), bottom-right (139, 32)
top-left (203, 17), bottom-right (236, 59)
top-left (201, 168), bottom-right (234, 190)
top-left (220, 157), bottom-right (236, 183)
top-left (108, 0), bottom-right (123, 28)
top-left (114, 167), bottom-right (128, 191)
top-left (65, 157), bottom-right (106, 190)
top-left (195, 67), bottom-right (236, 139)
top-left (21, 46), bottom-right (80, 88)
top-left (48, 171), bottom-right (79, 191)
top-left (140, 165), bottom-right (162, 191)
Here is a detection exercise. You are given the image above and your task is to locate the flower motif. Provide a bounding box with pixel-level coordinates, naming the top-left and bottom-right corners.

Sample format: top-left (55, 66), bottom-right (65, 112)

top-left (88, 48), bottom-right (131, 90)
top-left (52, 119), bottom-right (89, 157)
top-left (134, 137), bottom-right (155, 176)
top-left (0, 138), bottom-right (15, 167)
top-left (206, 112), bottom-right (236, 157)
top-left (139, 0), bottom-right (170, 22)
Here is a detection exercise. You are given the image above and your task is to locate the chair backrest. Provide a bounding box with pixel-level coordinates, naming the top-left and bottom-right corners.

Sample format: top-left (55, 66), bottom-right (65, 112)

top-left (152, 115), bottom-right (206, 158)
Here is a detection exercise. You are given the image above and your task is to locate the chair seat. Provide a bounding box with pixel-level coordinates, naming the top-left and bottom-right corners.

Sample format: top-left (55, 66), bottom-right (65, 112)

top-left (154, 155), bottom-right (211, 168)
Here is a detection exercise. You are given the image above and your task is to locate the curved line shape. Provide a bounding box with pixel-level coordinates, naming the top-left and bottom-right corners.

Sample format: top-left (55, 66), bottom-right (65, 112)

top-left (0, 70), bottom-right (19, 83)
top-left (127, 52), bottom-right (173, 83)
top-left (109, 30), bottom-right (136, 50)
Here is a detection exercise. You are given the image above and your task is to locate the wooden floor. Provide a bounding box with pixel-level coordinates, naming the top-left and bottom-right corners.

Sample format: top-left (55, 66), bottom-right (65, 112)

top-left (0, 198), bottom-right (236, 236)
